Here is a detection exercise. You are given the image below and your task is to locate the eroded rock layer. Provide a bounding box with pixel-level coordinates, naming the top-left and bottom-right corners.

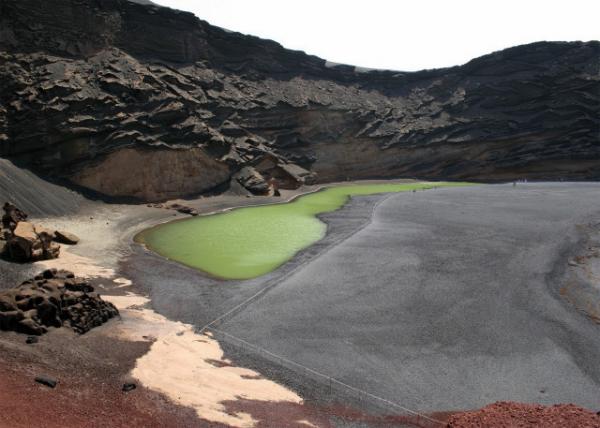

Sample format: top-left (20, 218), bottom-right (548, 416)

top-left (0, 0), bottom-right (598, 200)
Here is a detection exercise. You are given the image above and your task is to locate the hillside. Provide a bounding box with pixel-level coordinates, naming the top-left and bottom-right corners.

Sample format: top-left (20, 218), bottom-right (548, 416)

top-left (0, 0), bottom-right (598, 201)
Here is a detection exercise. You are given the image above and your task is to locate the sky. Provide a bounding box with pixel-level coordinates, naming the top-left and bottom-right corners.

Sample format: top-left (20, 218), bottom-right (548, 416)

top-left (154, 0), bottom-right (600, 71)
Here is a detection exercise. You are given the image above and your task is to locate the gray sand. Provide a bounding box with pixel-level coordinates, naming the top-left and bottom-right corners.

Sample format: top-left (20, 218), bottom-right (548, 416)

top-left (215, 183), bottom-right (600, 412)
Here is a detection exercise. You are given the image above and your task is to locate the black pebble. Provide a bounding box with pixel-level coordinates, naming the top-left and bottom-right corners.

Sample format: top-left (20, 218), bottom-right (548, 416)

top-left (26, 336), bottom-right (38, 344)
top-left (35, 376), bottom-right (57, 388)
top-left (122, 383), bottom-right (136, 392)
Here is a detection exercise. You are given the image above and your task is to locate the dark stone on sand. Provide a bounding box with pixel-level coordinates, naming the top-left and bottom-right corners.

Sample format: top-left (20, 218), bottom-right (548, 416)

top-left (54, 230), bottom-right (80, 245)
top-left (35, 376), bottom-right (57, 388)
top-left (175, 206), bottom-right (199, 216)
top-left (26, 335), bottom-right (38, 344)
top-left (166, 204), bottom-right (198, 216)
top-left (122, 383), bottom-right (137, 392)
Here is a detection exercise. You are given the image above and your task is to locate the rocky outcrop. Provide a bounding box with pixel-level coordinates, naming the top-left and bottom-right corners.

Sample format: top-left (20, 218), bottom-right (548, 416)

top-left (0, 269), bottom-right (118, 335)
top-left (1, 202), bottom-right (79, 262)
top-left (146, 202), bottom-right (199, 216)
top-left (2, 202), bottom-right (60, 262)
top-left (233, 167), bottom-right (270, 195)
top-left (0, 0), bottom-right (598, 201)
top-left (2, 201), bottom-right (27, 230)
top-left (54, 230), bottom-right (79, 245)
top-left (70, 147), bottom-right (231, 201)
top-left (4, 221), bottom-right (60, 262)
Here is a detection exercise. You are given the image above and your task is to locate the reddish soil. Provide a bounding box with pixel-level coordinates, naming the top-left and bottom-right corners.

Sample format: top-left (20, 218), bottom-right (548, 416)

top-left (0, 325), bottom-right (201, 428)
top-left (5, 321), bottom-right (597, 428)
top-left (0, 323), bottom-right (447, 428)
top-left (220, 399), bottom-right (453, 428)
top-left (447, 401), bottom-right (600, 428)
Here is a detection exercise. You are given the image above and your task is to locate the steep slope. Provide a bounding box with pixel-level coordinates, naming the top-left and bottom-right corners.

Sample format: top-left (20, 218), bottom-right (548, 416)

top-left (0, 158), bottom-right (82, 216)
top-left (0, 0), bottom-right (598, 201)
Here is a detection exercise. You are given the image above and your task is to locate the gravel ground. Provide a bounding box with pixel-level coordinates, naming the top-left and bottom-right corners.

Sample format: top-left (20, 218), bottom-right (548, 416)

top-left (1, 175), bottom-right (430, 427)
top-left (3, 180), bottom-right (600, 425)
top-left (123, 193), bottom-right (391, 328)
top-left (447, 401), bottom-right (600, 427)
top-left (214, 183), bottom-right (600, 413)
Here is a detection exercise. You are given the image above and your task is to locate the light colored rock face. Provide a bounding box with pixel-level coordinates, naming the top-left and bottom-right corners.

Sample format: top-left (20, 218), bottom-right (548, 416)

top-left (13, 222), bottom-right (37, 242)
top-left (71, 147), bottom-right (231, 201)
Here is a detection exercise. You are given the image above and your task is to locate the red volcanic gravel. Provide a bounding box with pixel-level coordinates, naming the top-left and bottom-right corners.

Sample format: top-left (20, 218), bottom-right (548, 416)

top-left (447, 401), bottom-right (600, 428)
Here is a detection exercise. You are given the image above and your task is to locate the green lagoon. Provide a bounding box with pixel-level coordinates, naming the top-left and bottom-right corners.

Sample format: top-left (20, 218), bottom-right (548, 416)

top-left (137, 182), bottom-right (472, 279)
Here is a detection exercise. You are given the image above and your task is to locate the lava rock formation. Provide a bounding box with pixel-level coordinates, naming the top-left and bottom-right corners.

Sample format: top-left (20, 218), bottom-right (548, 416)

top-left (0, 268), bottom-right (119, 335)
top-left (0, 0), bottom-right (598, 201)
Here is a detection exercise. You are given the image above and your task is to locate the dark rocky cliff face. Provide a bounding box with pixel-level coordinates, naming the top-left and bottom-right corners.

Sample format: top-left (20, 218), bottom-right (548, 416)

top-left (0, 0), bottom-right (598, 201)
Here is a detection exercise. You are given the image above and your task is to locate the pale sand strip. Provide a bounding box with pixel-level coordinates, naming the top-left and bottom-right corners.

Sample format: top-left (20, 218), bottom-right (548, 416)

top-left (36, 248), bottom-right (115, 278)
top-left (40, 249), bottom-right (303, 428)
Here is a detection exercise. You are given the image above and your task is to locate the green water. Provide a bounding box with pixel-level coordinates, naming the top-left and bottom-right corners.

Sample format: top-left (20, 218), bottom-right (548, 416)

top-left (137, 182), bottom-right (472, 279)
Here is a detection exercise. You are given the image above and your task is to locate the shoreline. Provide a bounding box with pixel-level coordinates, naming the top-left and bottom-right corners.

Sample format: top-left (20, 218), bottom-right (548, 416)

top-left (133, 178), bottom-right (422, 242)
top-left (2, 178), bottom-right (438, 427)
top-left (134, 180), bottom-right (457, 280)
top-left (2, 181), bottom-right (599, 427)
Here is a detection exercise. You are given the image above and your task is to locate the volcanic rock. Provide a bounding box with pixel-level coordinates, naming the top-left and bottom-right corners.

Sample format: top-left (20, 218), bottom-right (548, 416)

top-left (0, 269), bottom-right (119, 335)
top-left (167, 203), bottom-right (198, 216)
top-left (34, 376), bottom-right (58, 388)
top-left (5, 221), bottom-right (60, 262)
top-left (1, 202), bottom-right (60, 262)
top-left (234, 167), bottom-right (271, 195)
top-left (1, 203), bottom-right (81, 261)
top-left (54, 230), bottom-right (80, 245)
top-left (2, 202), bottom-right (27, 231)
top-left (0, 0), bottom-right (598, 202)
top-left (122, 383), bottom-right (137, 392)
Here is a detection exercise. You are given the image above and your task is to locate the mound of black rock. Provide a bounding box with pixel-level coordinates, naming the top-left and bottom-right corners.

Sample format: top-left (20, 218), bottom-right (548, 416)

top-left (0, 269), bottom-right (118, 335)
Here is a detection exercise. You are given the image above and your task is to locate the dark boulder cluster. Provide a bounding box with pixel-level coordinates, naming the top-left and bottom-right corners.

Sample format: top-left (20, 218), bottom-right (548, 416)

top-left (1, 202), bottom-right (79, 262)
top-left (0, 269), bottom-right (119, 335)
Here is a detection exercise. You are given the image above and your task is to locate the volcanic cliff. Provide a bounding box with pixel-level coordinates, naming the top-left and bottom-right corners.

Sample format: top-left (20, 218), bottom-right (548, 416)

top-left (0, 0), bottom-right (598, 201)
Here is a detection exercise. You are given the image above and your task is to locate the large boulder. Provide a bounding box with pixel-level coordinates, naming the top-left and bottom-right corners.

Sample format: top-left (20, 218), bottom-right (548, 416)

top-left (8, 221), bottom-right (43, 261)
top-left (54, 230), bottom-right (80, 245)
top-left (5, 221), bottom-right (60, 262)
top-left (1, 202), bottom-right (64, 262)
top-left (234, 167), bottom-right (270, 195)
top-left (0, 269), bottom-right (119, 335)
